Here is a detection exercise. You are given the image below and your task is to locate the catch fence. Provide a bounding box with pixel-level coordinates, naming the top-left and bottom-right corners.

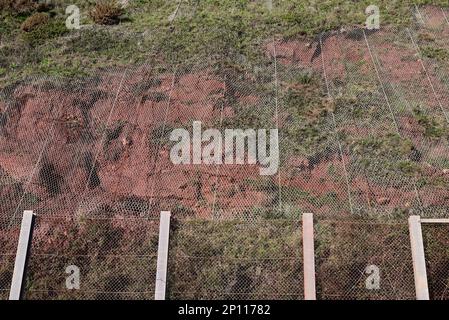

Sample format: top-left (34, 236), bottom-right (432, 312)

top-left (1, 210), bottom-right (447, 300)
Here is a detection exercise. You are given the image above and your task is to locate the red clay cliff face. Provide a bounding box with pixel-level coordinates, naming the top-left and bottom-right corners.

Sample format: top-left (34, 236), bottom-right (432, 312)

top-left (0, 66), bottom-right (280, 221)
top-left (4, 13), bottom-right (449, 222)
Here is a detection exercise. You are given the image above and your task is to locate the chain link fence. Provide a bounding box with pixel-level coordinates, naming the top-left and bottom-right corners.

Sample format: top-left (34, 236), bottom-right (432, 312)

top-left (23, 214), bottom-right (160, 300)
top-left (167, 218), bottom-right (303, 300)
top-left (2, 212), bottom-right (449, 300)
top-left (422, 223), bottom-right (449, 300)
top-left (2, 3), bottom-right (449, 301)
top-left (0, 216), bottom-right (21, 300)
top-left (315, 219), bottom-right (415, 300)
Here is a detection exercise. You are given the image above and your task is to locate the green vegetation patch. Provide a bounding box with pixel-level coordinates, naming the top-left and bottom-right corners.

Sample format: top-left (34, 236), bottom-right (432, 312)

top-left (168, 218), bottom-right (303, 299)
top-left (412, 105), bottom-right (447, 138)
top-left (421, 45), bottom-right (449, 61)
top-left (2, 1), bottom-right (449, 87)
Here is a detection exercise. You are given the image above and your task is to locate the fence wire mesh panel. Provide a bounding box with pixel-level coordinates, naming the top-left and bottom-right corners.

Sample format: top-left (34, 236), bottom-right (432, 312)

top-left (0, 216), bottom-right (21, 300)
top-left (22, 214), bottom-right (159, 300)
top-left (3, 41), bottom-right (449, 220)
top-left (314, 219), bottom-right (415, 300)
top-left (167, 218), bottom-right (303, 300)
top-left (423, 223), bottom-right (449, 300)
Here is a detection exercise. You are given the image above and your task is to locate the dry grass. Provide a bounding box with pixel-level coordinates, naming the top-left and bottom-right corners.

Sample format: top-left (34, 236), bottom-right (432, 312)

top-left (20, 12), bottom-right (49, 32)
top-left (89, 0), bottom-right (124, 25)
top-left (0, 0), bottom-right (37, 14)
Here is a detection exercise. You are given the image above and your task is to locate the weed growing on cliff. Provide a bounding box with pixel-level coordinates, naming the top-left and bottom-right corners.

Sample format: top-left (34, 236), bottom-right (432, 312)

top-left (413, 106), bottom-right (447, 138)
top-left (90, 0), bottom-right (125, 25)
top-left (0, 0), bottom-right (37, 14)
top-left (21, 12), bottom-right (49, 32)
top-left (21, 17), bottom-right (68, 46)
top-left (421, 45), bottom-right (449, 61)
top-left (2, 0), bottom-right (449, 88)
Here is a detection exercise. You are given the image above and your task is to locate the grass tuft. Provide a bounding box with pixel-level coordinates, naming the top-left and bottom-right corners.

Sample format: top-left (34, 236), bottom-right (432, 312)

top-left (90, 0), bottom-right (125, 25)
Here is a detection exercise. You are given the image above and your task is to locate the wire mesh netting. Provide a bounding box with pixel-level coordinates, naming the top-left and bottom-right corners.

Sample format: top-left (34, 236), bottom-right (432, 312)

top-left (423, 223), bottom-right (449, 300)
top-left (23, 214), bottom-right (160, 300)
top-left (2, 4), bottom-right (449, 300)
top-left (167, 218), bottom-right (303, 300)
top-left (0, 217), bottom-right (21, 300)
top-left (4, 26), bottom-right (449, 221)
top-left (314, 219), bottom-right (415, 300)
